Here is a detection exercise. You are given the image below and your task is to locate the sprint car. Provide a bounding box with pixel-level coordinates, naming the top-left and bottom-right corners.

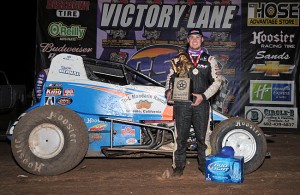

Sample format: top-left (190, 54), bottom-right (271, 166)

top-left (7, 53), bottom-right (267, 176)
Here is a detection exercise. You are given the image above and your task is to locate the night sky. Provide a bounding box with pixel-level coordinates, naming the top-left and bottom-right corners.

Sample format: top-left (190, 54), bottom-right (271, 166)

top-left (2, 1), bottom-right (37, 93)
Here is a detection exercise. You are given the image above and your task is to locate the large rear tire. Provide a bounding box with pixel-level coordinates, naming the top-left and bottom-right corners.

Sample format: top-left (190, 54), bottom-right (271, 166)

top-left (210, 117), bottom-right (267, 174)
top-left (11, 105), bottom-right (88, 176)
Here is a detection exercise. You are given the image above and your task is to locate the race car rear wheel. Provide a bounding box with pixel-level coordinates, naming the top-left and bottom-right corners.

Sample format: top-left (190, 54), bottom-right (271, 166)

top-left (210, 117), bottom-right (267, 174)
top-left (11, 105), bottom-right (88, 176)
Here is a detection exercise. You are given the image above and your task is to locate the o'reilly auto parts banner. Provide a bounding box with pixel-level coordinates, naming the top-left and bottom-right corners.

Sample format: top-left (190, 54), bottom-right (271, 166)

top-left (35, 0), bottom-right (299, 132)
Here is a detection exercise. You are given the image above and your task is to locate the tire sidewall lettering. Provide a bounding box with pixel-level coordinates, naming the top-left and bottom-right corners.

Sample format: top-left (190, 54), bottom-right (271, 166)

top-left (12, 106), bottom-right (88, 175)
top-left (13, 138), bottom-right (43, 173)
top-left (235, 120), bottom-right (262, 136)
top-left (28, 162), bottom-right (33, 168)
top-left (47, 110), bottom-right (77, 142)
top-left (22, 159), bottom-right (28, 164)
top-left (211, 117), bottom-right (267, 174)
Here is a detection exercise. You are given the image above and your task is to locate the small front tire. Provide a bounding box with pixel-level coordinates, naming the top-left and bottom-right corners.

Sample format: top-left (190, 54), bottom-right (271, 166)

top-left (210, 117), bottom-right (267, 174)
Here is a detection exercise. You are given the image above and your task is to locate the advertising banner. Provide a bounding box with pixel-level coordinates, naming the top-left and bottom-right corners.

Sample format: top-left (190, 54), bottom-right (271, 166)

top-left (245, 106), bottom-right (297, 129)
top-left (35, 0), bottom-right (299, 132)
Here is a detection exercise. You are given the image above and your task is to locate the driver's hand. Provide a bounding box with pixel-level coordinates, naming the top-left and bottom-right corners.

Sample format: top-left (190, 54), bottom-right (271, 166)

top-left (166, 90), bottom-right (174, 104)
top-left (191, 93), bottom-right (203, 106)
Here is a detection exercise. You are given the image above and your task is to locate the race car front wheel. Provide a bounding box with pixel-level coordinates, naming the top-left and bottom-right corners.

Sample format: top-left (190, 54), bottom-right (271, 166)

top-left (210, 117), bottom-right (267, 174)
top-left (11, 105), bottom-right (88, 176)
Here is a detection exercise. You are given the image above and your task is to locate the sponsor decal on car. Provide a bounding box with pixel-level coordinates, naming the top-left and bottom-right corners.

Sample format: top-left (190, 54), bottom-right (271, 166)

top-left (63, 88), bottom-right (75, 96)
top-left (121, 125), bottom-right (135, 135)
top-left (89, 124), bottom-right (107, 131)
top-left (126, 138), bottom-right (137, 145)
top-left (56, 97), bottom-right (73, 105)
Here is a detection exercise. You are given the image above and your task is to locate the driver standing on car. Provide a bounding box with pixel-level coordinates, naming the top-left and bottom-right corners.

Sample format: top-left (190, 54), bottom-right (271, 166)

top-left (165, 28), bottom-right (222, 177)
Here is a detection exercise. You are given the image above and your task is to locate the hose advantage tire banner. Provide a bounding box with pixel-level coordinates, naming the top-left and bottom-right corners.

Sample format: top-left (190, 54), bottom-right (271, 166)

top-left (210, 117), bottom-right (267, 174)
top-left (11, 105), bottom-right (89, 176)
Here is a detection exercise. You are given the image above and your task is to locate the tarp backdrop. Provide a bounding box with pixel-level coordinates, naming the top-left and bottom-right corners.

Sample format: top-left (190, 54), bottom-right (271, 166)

top-left (35, 0), bottom-right (300, 133)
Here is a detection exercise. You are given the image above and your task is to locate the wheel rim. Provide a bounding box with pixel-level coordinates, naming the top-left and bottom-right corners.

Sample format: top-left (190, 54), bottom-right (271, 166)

top-left (29, 123), bottom-right (64, 159)
top-left (222, 129), bottom-right (256, 163)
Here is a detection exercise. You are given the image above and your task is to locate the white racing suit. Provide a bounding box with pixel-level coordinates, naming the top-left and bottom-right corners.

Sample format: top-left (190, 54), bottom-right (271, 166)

top-left (165, 50), bottom-right (222, 172)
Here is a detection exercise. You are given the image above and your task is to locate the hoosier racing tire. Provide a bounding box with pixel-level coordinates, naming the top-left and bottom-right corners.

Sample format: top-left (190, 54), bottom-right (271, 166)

top-left (210, 117), bottom-right (267, 174)
top-left (11, 105), bottom-right (88, 176)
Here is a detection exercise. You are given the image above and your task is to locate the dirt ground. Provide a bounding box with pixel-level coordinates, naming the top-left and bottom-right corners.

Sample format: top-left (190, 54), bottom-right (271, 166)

top-left (1, 112), bottom-right (300, 195)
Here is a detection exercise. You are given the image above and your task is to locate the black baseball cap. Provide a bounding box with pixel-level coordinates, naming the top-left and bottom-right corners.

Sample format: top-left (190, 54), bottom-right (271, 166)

top-left (187, 28), bottom-right (203, 36)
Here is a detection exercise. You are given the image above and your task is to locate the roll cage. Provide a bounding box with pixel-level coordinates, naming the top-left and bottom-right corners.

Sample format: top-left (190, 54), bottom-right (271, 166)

top-left (82, 57), bottom-right (164, 87)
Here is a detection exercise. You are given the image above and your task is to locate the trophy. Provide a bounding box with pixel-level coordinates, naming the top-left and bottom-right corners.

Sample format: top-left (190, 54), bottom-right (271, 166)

top-left (170, 51), bottom-right (193, 102)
